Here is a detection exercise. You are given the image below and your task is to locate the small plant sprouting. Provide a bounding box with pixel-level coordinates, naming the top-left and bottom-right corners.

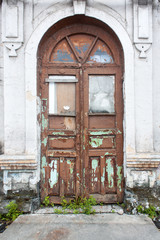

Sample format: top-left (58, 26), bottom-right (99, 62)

top-left (117, 202), bottom-right (125, 209)
top-left (42, 196), bottom-right (54, 207)
top-left (136, 205), bottom-right (160, 219)
top-left (54, 196), bottom-right (97, 215)
top-left (61, 196), bottom-right (68, 209)
top-left (121, 203), bottom-right (125, 209)
top-left (0, 201), bottom-right (23, 222)
top-left (54, 208), bottom-right (63, 214)
top-left (73, 209), bottom-right (80, 214)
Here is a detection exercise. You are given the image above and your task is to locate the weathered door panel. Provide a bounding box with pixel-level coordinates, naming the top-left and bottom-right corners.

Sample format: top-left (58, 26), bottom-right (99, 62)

top-left (40, 68), bottom-right (81, 203)
top-left (83, 68), bottom-right (123, 202)
top-left (39, 24), bottom-right (124, 203)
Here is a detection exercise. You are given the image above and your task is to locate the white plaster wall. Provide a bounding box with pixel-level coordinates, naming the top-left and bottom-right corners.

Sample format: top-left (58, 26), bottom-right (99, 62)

top-left (0, 3), bottom-right (4, 154)
top-left (3, 46), bottom-right (25, 154)
top-left (134, 48), bottom-right (153, 152)
top-left (153, 0), bottom-right (160, 152)
top-left (32, 0), bottom-right (72, 20)
top-left (88, 0), bottom-right (127, 27)
top-left (1, 0), bottom-right (160, 191)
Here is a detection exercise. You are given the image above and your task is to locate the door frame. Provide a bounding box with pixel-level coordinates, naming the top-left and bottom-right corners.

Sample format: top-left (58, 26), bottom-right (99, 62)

top-left (38, 22), bottom-right (124, 203)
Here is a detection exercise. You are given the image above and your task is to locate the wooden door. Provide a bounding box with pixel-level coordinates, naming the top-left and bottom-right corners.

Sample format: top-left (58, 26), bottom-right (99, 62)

top-left (39, 24), bottom-right (124, 203)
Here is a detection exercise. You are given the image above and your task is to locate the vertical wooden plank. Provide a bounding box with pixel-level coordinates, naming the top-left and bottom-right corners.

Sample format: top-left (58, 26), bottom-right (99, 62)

top-left (115, 68), bottom-right (124, 202)
top-left (60, 157), bottom-right (65, 197)
top-left (83, 69), bottom-right (89, 196)
top-left (40, 67), bottom-right (49, 201)
top-left (100, 156), bottom-right (106, 195)
top-left (75, 70), bottom-right (81, 196)
top-left (64, 158), bottom-right (76, 195)
top-left (79, 67), bottom-right (85, 195)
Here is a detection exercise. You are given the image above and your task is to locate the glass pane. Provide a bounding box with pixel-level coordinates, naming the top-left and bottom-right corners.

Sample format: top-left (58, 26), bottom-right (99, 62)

top-left (49, 82), bottom-right (76, 115)
top-left (51, 39), bottom-right (77, 63)
top-left (87, 40), bottom-right (114, 63)
top-left (89, 75), bottom-right (115, 113)
top-left (69, 34), bottom-right (94, 59)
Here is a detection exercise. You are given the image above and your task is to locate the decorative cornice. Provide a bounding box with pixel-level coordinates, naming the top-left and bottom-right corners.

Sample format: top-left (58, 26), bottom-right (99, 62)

top-left (127, 161), bottom-right (160, 169)
top-left (0, 155), bottom-right (37, 170)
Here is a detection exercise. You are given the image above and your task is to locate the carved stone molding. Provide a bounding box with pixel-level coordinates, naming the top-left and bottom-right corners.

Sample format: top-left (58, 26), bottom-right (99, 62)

top-left (73, 0), bottom-right (86, 15)
top-left (2, 0), bottom-right (23, 57)
top-left (2, 0), bottom-right (23, 46)
top-left (5, 42), bottom-right (22, 57)
top-left (134, 0), bottom-right (152, 43)
top-left (135, 43), bottom-right (151, 59)
top-left (133, 1), bottom-right (152, 59)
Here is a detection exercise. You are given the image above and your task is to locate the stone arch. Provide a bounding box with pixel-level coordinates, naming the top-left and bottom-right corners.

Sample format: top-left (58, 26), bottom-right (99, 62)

top-left (24, 5), bottom-right (135, 179)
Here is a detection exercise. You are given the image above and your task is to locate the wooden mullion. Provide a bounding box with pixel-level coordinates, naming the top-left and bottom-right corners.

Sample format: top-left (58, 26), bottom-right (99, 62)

top-left (82, 36), bottom-right (98, 64)
top-left (100, 156), bottom-right (106, 195)
top-left (66, 36), bottom-right (81, 63)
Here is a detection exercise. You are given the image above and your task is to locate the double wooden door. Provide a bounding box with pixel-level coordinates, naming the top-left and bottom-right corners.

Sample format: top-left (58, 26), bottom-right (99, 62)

top-left (40, 24), bottom-right (124, 203)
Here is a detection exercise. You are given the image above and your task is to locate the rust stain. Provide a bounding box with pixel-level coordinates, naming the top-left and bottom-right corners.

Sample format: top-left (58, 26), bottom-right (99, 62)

top-left (43, 228), bottom-right (69, 240)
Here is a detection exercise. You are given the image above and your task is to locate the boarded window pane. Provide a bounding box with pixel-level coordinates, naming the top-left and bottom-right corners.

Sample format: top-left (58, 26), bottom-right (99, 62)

top-left (89, 75), bottom-right (115, 113)
top-left (49, 82), bottom-right (76, 115)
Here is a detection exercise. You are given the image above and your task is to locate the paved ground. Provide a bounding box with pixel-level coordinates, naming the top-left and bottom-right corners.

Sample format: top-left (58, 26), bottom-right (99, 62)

top-left (1, 213), bottom-right (160, 240)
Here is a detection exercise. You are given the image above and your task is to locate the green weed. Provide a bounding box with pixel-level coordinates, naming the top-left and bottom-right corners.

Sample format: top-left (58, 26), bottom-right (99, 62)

top-left (117, 202), bottom-right (125, 209)
top-left (54, 196), bottom-right (97, 215)
top-left (42, 196), bottom-right (54, 207)
top-left (136, 205), bottom-right (160, 219)
top-left (73, 209), bottom-right (80, 214)
top-left (54, 208), bottom-right (63, 214)
top-left (0, 201), bottom-right (22, 221)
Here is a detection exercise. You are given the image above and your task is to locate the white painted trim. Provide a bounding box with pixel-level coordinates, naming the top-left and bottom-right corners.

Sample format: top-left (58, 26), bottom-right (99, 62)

top-left (0, 155), bottom-right (36, 160)
top-left (24, 5), bottom-right (135, 179)
top-left (127, 153), bottom-right (160, 160)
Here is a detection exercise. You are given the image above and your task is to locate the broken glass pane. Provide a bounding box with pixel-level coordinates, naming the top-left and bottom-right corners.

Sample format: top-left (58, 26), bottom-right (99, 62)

top-left (87, 40), bottom-right (114, 63)
top-left (89, 75), bottom-right (115, 113)
top-left (51, 39), bottom-right (77, 63)
top-left (69, 34), bottom-right (94, 59)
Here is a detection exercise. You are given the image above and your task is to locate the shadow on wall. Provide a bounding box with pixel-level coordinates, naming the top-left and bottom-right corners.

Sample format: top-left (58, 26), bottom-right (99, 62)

top-left (0, 170), bottom-right (3, 195)
top-left (0, 142), bottom-right (3, 155)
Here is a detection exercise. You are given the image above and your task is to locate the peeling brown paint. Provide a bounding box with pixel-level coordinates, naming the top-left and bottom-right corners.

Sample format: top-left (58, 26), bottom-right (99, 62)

top-left (39, 22), bottom-right (124, 203)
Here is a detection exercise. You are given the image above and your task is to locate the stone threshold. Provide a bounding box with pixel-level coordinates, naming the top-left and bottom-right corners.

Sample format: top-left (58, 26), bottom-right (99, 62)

top-left (35, 205), bottom-right (124, 215)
